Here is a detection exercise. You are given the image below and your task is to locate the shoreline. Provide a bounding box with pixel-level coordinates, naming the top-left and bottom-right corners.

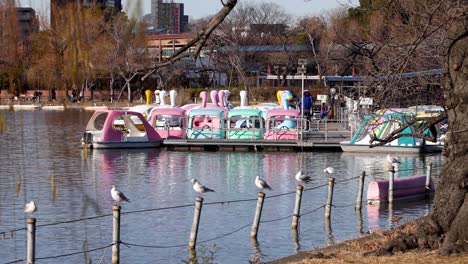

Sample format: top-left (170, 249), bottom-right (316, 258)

top-left (0, 100), bottom-right (150, 110)
top-left (267, 220), bottom-right (468, 264)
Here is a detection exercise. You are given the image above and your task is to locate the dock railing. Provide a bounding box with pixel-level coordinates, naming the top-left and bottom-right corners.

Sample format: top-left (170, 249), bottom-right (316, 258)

top-left (154, 115), bottom-right (350, 144)
top-left (226, 116), bottom-right (264, 140)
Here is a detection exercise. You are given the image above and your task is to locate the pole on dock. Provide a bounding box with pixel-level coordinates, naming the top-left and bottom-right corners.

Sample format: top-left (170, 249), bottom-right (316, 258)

top-left (112, 205), bottom-right (121, 264)
top-left (26, 217), bottom-right (36, 264)
top-left (325, 177), bottom-right (335, 220)
top-left (189, 196), bottom-right (203, 250)
top-left (388, 166), bottom-right (395, 204)
top-left (355, 171), bottom-right (366, 211)
top-left (292, 185), bottom-right (304, 229)
top-left (324, 120), bottom-right (328, 141)
top-left (251, 192), bottom-right (265, 239)
top-left (425, 162), bottom-right (432, 192)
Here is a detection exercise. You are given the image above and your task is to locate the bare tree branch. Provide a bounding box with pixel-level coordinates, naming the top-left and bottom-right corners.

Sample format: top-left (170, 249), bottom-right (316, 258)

top-left (369, 111), bottom-right (447, 147)
top-left (142, 0), bottom-right (238, 81)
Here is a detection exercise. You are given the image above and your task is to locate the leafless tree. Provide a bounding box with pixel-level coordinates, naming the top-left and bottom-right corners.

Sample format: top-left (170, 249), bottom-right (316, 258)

top-left (325, 1), bottom-right (455, 108)
top-left (106, 15), bottom-right (149, 102)
top-left (323, 0), bottom-right (468, 255)
top-left (199, 1), bottom-right (292, 100)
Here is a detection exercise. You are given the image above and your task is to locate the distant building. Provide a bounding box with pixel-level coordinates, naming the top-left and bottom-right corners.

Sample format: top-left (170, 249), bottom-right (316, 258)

top-left (146, 33), bottom-right (193, 60)
top-left (51, 0), bottom-right (122, 11)
top-left (51, 0), bottom-right (122, 25)
top-left (151, 0), bottom-right (189, 34)
top-left (16, 7), bottom-right (39, 41)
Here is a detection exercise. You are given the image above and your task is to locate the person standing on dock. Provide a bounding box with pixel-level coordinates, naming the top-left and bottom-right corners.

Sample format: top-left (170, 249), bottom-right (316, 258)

top-left (299, 90), bottom-right (313, 128)
top-left (320, 102), bottom-right (328, 119)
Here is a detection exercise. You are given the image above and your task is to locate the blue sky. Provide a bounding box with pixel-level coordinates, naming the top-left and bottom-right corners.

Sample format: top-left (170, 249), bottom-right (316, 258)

top-left (19, 0), bottom-right (359, 22)
top-left (123, 0), bottom-right (360, 19)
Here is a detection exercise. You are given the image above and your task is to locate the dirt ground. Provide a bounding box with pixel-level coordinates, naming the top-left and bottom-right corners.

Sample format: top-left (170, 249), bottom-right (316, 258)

top-left (267, 223), bottom-right (468, 264)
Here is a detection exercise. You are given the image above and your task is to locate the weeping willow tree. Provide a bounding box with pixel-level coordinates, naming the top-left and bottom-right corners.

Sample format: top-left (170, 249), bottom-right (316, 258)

top-left (28, 2), bottom-right (109, 100)
top-left (0, 0), bottom-right (28, 94)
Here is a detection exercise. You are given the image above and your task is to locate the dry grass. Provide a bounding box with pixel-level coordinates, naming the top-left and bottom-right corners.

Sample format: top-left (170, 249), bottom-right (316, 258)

top-left (298, 251), bottom-right (468, 264)
top-left (347, 222), bottom-right (418, 251)
top-left (269, 222), bottom-right (467, 264)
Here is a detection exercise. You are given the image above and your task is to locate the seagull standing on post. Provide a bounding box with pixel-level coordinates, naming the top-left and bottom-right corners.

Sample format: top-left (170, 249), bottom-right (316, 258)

top-left (111, 185), bottom-right (130, 205)
top-left (324, 167), bottom-right (335, 176)
top-left (24, 200), bottom-right (37, 216)
top-left (295, 170), bottom-right (312, 185)
top-left (191, 179), bottom-right (215, 196)
top-left (255, 176), bottom-right (272, 192)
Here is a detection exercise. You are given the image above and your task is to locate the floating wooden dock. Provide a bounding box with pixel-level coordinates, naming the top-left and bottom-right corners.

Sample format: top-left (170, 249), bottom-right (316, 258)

top-left (163, 139), bottom-right (336, 151)
top-left (162, 129), bottom-right (349, 152)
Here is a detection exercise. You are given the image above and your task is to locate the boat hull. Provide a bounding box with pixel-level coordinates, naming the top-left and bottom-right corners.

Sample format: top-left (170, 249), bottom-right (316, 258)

top-left (340, 143), bottom-right (423, 153)
top-left (84, 140), bottom-right (161, 149)
top-left (423, 144), bottom-right (444, 153)
top-left (367, 175), bottom-right (435, 204)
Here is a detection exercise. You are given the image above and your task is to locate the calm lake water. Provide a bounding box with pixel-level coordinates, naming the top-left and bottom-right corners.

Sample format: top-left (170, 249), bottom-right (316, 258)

top-left (0, 109), bottom-right (445, 263)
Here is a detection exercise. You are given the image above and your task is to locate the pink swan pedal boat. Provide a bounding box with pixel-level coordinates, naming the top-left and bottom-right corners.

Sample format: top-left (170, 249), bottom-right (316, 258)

top-left (82, 110), bottom-right (162, 149)
top-left (264, 109), bottom-right (301, 140)
top-left (148, 107), bottom-right (187, 139)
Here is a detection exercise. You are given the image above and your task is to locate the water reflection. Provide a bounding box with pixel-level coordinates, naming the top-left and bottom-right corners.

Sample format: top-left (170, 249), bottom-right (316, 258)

top-left (251, 239), bottom-right (263, 263)
top-left (366, 197), bottom-right (432, 231)
top-left (0, 110), bottom-right (445, 264)
top-left (291, 228), bottom-right (301, 252)
top-left (16, 176), bottom-right (21, 196)
top-left (341, 152), bottom-right (443, 179)
top-left (356, 209), bottom-right (364, 236)
top-left (186, 244), bottom-right (220, 264)
top-left (325, 219), bottom-right (334, 246)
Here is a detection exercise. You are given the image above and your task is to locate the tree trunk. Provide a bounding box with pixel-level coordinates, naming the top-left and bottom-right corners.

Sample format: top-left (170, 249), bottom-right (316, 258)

top-left (127, 81), bottom-right (132, 103)
top-left (366, 33), bottom-right (468, 258)
top-left (431, 32), bottom-right (468, 253)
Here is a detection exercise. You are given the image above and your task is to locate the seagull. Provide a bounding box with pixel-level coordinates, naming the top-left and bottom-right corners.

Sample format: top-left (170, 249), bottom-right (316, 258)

top-left (324, 167), bottom-right (335, 175)
top-left (24, 200), bottom-right (37, 216)
top-left (295, 170), bottom-right (312, 185)
top-left (386, 154), bottom-right (401, 164)
top-left (111, 185), bottom-right (130, 205)
top-left (191, 179), bottom-right (215, 195)
top-left (255, 176), bottom-right (272, 191)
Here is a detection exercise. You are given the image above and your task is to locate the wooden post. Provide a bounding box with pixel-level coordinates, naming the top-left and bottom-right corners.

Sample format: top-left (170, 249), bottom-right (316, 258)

top-left (189, 196), bottom-right (203, 250)
top-left (425, 162), bottom-right (432, 191)
top-left (356, 208), bottom-right (364, 235)
top-left (388, 202), bottom-right (394, 229)
top-left (250, 192), bottom-right (265, 239)
top-left (388, 166), bottom-right (395, 204)
top-left (112, 205), bottom-right (120, 264)
top-left (325, 218), bottom-right (333, 245)
top-left (27, 217), bottom-right (36, 264)
top-left (291, 228), bottom-right (300, 252)
top-left (355, 171), bottom-right (366, 211)
top-left (292, 185), bottom-right (304, 229)
top-left (325, 177), bottom-right (335, 220)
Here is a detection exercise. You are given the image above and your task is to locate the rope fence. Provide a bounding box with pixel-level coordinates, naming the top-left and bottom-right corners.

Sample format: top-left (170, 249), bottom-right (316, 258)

top-left (0, 163), bottom-right (437, 264)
